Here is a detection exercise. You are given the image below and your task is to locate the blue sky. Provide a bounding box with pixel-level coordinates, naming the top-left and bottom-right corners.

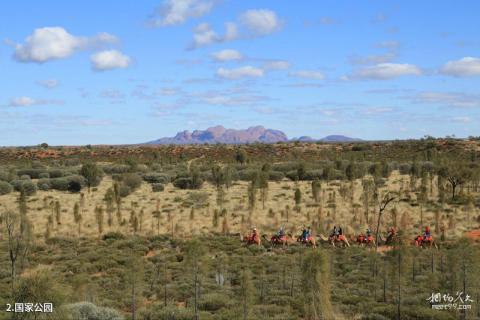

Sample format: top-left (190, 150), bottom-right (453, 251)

top-left (1, 0), bottom-right (480, 146)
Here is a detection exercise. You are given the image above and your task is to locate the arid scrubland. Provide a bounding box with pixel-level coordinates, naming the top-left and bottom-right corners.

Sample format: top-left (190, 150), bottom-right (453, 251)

top-left (1, 139), bottom-right (480, 319)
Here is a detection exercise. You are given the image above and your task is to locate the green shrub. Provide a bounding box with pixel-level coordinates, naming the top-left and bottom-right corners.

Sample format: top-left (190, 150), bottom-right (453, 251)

top-left (37, 179), bottom-right (51, 191)
top-left (102, 164), bottom-right (130, 174)
top-left (0, 181), bottom-right (13, 195)
top-left (198, 293), bottom-right (231, 312)
top-left (0, 169), bottom-right (9, 181)
top-left (268, 171), bottom-right (285, 181)
top-left (118, 184), bottom-right (132, 197)
top-left (49, 178), bottom-right (70, 191)
top-left (143, 172), bottom-right (170, 184)
top-left (151, 183), bottom-right (165, 192)
top-left (66, 302), bottom-right (124, 320)
top-left (39, 172), bottom-right (50, 179)
top-left (48, 169), bottom-right (65, 178)
top-left (10, 179), bottom-right (37, 195)
top-left (122, 173), bottom-right (142, 190)
top-left (102, 232), bottom-right (126, 241)
top-left (17, 168), bottom-right (45, 179)
top-left (173, 177), bottom-right (203, 189)
top-left (49, 175), bottom-right (85, 191)
top-left (303, 169), bottom-right (324, 180)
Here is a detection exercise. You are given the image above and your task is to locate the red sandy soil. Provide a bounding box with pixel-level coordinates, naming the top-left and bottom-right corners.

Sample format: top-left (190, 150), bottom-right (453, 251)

top-left (465, 229), bottom-right (480, 240)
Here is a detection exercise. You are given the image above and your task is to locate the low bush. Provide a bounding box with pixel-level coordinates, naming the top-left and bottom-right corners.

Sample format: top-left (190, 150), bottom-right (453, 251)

top-left (151, 183), bottom-right (165, 192)
top-left (122, 173), bottom-right (142, 190)
top-left (66, 302), bottom-right (124, 320)
top-left (0, 181), bottom-right (13, 195)
top-left (143, 172), bottom-right (170, 184)
top-left (10, 179), bottom-right (37, 195)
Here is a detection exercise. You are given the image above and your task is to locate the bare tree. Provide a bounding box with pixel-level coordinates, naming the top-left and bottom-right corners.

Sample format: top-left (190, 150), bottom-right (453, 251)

top-left (5, 211), bottom-right (31, 292)
top-left (375, 192), bottom-right (396, 251)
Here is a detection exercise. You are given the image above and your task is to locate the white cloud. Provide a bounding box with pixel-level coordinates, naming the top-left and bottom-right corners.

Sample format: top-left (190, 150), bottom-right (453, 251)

top-left (319, 17), bottom-right (336, 25)
top-left (91, 50), bottom-right (131, 71)
top-left (99, 89), bottom-right (125, 100)
top-left (240, 9), bottom-right (282, 35)
top-left (452, 116), bottom-right (471, 123)
top-left (351, 63), bottom-right (422, 80)
top-left (224, 22), bottom-right (238, 41)
top-left (9, 97), bottom-right (36, 107)
top-left (361, 107), bottom-right (394, 115)
top-left (410, 92), bottom-right (480, 108)
top-left (8, 96), bottom-right (63, 107)
top-left (36, 79), bottom-right (59, 89)
top-left (263, 60), bottom-right (290, 70)
top-left (211, 49), bottom-right (243, 62)
top-left (289, 70), bottom-right (325, 80)
top-left (188, 9), bottom-right (282, 49)
top-left (190, 22), bottom-right (238, 48)
top-left (158, 88), bottom-right (179, 96)
top-left (13, 27), bottom-right (118, 63)
top-left (440, 57), bottom-right (480, 77)
top-left (149, 0), bottom-right (216, 27)
top-left (216, 66), bottom-right (264, 79)
top-left (349, 53), bottom-right (397, 65)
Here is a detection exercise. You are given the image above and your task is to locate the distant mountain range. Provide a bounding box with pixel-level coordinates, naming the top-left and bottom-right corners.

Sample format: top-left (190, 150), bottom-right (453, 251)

top-left (145, 125), bottom-right (361, 145)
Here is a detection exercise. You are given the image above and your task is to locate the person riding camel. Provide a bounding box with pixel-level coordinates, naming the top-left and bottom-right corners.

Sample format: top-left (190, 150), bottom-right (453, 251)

top-left (366, 228), bottom-right (373, 242)
top-left (386, 226), bottom-right (396, 243)
top-left (251, 227), bottom-right (258, 241)
top-left (331, 226), bottom-right (338, 239)
top-left (301, 226), bottom-right (309, 242)
top-left (423, 226), bottom-right (431, 241)
top-left (277, 226), bottom-right (285, 239)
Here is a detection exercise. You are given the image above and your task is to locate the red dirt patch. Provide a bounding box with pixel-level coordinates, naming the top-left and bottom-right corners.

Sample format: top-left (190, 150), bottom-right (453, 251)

top-left (465, 229), bottom-right (480, 240)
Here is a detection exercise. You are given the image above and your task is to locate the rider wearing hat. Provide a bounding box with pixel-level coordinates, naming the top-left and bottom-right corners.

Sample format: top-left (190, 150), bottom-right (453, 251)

top-left (423, 226), bottom-right (431, 241)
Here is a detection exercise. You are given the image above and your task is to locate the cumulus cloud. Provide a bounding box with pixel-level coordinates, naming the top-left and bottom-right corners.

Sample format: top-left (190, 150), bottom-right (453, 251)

top-left (440, 57), bottom-right (480, 77)
top-left (149, 0), bottom-right (216, 27)
top-left (13, 27), bottom-right (118, 63)
top-left (289, 70), bottom-right (325, 80)
top-left (90, 50), bottom-right (131, 71)
top-left (350, 63), bottom-right (422, 80)
top-left (216, 66), bottom-right (264, 79)
top-left (211, 49), bottom-right (243, 61)
top-left (189, 22), bottom-right (238, 48)
top-left (240, 9), bottom-right (282, 35)
top-left (188, 9), bottom-right (281, 49)
top-left (8, 96), bottom-right (63, 107)
top-left (36, 79), bottom-right (59, 89)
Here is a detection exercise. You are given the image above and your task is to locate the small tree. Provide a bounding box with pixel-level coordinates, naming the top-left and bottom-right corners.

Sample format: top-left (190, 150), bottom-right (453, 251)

top-left (301, 250), bottom-right (334, 319)
top-left (5, 211), bottom-right (31, 292)
top-left (54, 200), bottom-right (61, 225)
top-left (185, 240), bottom-right (205, 320)
top-left (311, 179), bottom-right (321, 203)
top-left (80, 162), bottom-right (102, 192)
top-left (239, 269), bottom-right (254, 320)
top-left (294, 188), bottom-right (302, 207)
top-left (438, 163), bottom-right (472, 200)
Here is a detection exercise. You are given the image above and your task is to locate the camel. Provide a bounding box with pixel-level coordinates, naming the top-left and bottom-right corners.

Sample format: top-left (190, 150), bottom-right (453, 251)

top-left (318, 234), bottom-right (350, 247)
top-left (296, 235), bottom-right (317, 248)
top-left (264, 234), bottom-right (295, 247)
top-left (413, 235), bottom-right (438, 249)
top-left (241, 233), bottom-right (261, 246)
top-left (356, 234), bottom-right (375, 247)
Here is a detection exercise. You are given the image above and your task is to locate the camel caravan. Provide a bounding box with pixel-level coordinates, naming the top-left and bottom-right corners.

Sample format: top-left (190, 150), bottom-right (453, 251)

top-left (241, 225), bottom-right (438, 250)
